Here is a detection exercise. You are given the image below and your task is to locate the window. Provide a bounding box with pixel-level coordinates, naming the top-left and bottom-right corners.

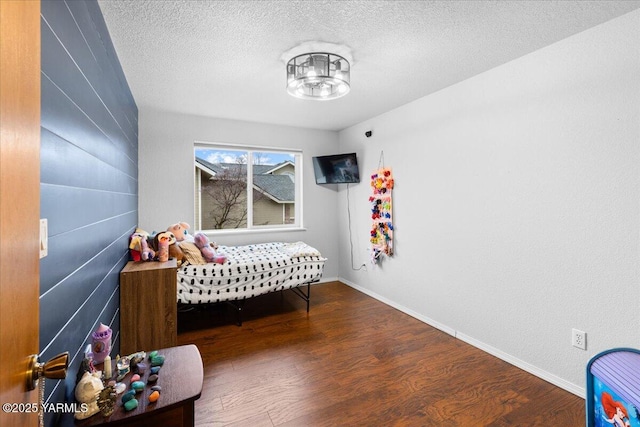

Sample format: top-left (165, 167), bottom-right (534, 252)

top-left (194, 144), bottom-right (302, 232)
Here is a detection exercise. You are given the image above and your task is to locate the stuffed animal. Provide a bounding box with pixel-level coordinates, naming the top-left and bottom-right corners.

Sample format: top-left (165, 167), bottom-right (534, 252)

top-left (193, 232), bottom-right (215, 262)
top-left (153, 231), bottom-right (184, 263)
top-left (128, 228), bottom-right (155, 261)
top-left (167, 222), bottom-right (193, 242)
top-left (74, 371), bottom-right (104, 420)
top-left (194, 232), bottom-right (225, 263)
top-left (154, 231), bottom-right (172, 262)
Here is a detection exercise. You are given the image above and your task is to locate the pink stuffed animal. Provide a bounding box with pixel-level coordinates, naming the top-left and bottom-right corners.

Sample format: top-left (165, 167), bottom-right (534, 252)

top-left (167, 222), bottom-right (192, 242)
top-left (194, 232), bottom-right (225, 264)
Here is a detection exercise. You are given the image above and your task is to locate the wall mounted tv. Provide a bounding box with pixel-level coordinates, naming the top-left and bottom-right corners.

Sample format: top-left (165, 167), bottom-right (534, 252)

top-left (312, 152), bottom-right (360, 184)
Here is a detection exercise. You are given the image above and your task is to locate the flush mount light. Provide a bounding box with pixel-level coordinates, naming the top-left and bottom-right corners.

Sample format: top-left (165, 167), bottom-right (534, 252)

top-left (286, 52), bottom-right (351, 100)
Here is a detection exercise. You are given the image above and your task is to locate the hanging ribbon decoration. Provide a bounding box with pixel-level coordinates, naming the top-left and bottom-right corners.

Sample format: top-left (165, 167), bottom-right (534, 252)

top-left (370, 152), bottom-right (394, 263)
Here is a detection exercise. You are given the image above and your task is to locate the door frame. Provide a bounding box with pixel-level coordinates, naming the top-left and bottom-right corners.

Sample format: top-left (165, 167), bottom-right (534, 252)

top-left (0, 1), bottom-right (41, 426)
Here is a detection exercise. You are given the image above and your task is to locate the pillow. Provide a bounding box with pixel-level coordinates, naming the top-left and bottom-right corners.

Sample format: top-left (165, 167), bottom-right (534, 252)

top-left (179, 241), bottom-right (206, 265)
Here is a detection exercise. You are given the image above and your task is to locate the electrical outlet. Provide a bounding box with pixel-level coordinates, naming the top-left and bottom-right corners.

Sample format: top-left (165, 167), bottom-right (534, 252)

top-left (572, 328), bottom-right (587, 350)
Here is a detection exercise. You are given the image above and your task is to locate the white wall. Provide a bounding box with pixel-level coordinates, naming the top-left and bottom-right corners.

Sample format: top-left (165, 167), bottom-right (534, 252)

top-left (138, 109), bottom-right (341, 279)
top-left (337, 10), bottom-right (640, 395)
top-left (138, 9), bottom-right (639, 396)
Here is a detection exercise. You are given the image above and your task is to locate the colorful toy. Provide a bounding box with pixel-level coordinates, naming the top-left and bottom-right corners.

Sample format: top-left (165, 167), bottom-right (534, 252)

top-left (586, 348), bottom-right (640, 427)
top-left (90, 323), bottom-right (111, 364)
top-left (194, 232), bottom-right (225, 263)
top-left (370, 167), bottom-right (394, 264)
top-left (154, 231), bottom-right (174, 262)
top-left (128, 228), bottom-right (155, 261)
top-left (152, 231), bottom-right (184, 263)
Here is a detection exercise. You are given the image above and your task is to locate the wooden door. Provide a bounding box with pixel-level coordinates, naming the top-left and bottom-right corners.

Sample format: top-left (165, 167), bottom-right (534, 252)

top-left (0, 1), bottom-right (41, 426)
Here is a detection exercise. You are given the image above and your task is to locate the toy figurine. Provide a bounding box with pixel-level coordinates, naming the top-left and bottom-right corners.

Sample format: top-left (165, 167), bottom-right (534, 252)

top-left (91, 323), bottom-right (112, 364)
top-left (74, 371), bottom-right (103, 420)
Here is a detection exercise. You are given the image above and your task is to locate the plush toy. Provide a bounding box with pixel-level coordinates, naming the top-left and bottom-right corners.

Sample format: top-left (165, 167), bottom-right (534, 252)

top-left (167, 222), bottom-right (193, 242)
top-left (153, 231), bottom-right (184, 264)
top-left (154, 231), bottom-right (172, 262)
top-left (193, 232), bottom-right (215, 262)
top-left (128, 228), bottom-right (155, 261)
top-left (74, 371), bottom-right (104, 420)
top-left (194, 232), bottom-right (225, 263)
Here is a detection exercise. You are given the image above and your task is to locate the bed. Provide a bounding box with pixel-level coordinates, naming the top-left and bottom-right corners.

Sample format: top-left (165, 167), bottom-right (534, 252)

top-left (176, 241), bottom-right (326, 325)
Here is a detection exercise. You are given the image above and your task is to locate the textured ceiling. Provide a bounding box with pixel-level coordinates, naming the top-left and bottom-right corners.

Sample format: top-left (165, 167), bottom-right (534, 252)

top-left (97, 0), bottom-right (640, 131)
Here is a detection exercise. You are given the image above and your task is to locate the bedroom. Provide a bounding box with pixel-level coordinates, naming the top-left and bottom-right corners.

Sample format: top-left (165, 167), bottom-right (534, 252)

top-left (1, 0), bottom-right (639, 426)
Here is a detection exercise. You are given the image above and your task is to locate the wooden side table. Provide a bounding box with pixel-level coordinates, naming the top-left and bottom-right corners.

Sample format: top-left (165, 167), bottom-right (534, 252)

top-left (69, 344), bottom-right (203, 427)
top-left (119, 259), bottom-right (178, 354)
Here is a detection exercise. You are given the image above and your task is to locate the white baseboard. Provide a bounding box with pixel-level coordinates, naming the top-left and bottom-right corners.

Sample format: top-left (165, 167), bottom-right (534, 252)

top-left (455, 331), bottom-right (585, 397)
top-left (316, 276), bottom-right (339, 284)
top-left (338, 277), bottom-right (586, 399)
top-left (341, 278), bottom-right (456, 337)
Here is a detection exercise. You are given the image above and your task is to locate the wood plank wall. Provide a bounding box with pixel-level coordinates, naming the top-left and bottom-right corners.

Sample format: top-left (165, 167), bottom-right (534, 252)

top-left (39, 0), bottom-right (137, 423)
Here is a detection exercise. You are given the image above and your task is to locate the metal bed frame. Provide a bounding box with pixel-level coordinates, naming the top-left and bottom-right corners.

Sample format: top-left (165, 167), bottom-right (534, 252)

top-left (225, 281), bottom-right (313, 326)
top-left (179, 279), bottom-right (317, 326)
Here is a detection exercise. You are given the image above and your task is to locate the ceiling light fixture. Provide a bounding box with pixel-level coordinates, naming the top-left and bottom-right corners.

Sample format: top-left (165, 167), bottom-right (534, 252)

top-left (286, 52), bottom-right (350, 100)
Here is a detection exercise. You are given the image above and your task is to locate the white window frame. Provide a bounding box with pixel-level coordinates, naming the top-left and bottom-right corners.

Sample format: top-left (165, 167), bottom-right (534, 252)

top-left (194, 141), bottom-right (304, 235)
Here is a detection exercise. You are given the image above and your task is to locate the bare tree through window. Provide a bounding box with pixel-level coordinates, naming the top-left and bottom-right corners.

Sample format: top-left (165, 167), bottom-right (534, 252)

top-left (201, 157), bottom-right (248, 229)
top-left (195, 147), bottom-right (299, 231)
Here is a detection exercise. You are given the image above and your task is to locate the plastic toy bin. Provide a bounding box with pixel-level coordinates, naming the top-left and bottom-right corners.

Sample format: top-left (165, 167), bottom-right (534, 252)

top-left (587, 348), bottom-right (640, 427)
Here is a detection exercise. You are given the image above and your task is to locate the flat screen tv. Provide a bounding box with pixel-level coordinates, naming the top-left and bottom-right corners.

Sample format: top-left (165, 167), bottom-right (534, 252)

top-left (312, 152), bottom-right (360, 184)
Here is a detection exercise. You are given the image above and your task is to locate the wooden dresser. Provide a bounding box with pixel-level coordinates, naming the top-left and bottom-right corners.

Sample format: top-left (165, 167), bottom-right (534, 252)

top-left (119, 259), bottom-right (178, 355)
top-left (69, 344), bottom-right (203, 427)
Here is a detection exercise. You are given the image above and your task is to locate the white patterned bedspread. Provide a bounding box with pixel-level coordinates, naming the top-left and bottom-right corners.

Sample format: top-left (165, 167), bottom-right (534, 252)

top-left (177, 242), bottom-right (326, 304)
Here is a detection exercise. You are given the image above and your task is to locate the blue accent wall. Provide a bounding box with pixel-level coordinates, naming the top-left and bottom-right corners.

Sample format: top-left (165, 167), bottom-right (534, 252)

top-left (39, 0), bottom-right (137, 424)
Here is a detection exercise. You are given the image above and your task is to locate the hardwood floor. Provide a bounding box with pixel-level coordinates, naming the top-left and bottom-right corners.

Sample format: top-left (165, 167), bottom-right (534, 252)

top-left (177, 281), bottom-right (585, 426)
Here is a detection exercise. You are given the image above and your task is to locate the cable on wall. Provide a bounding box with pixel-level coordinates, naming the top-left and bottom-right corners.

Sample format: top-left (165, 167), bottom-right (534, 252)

top-left (347, 183), bottom-right (367, 271)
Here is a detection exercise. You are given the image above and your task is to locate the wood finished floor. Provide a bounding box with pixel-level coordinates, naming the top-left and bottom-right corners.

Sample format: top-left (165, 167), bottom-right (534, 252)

top-left (177, 281), bottom-right (584, 426)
